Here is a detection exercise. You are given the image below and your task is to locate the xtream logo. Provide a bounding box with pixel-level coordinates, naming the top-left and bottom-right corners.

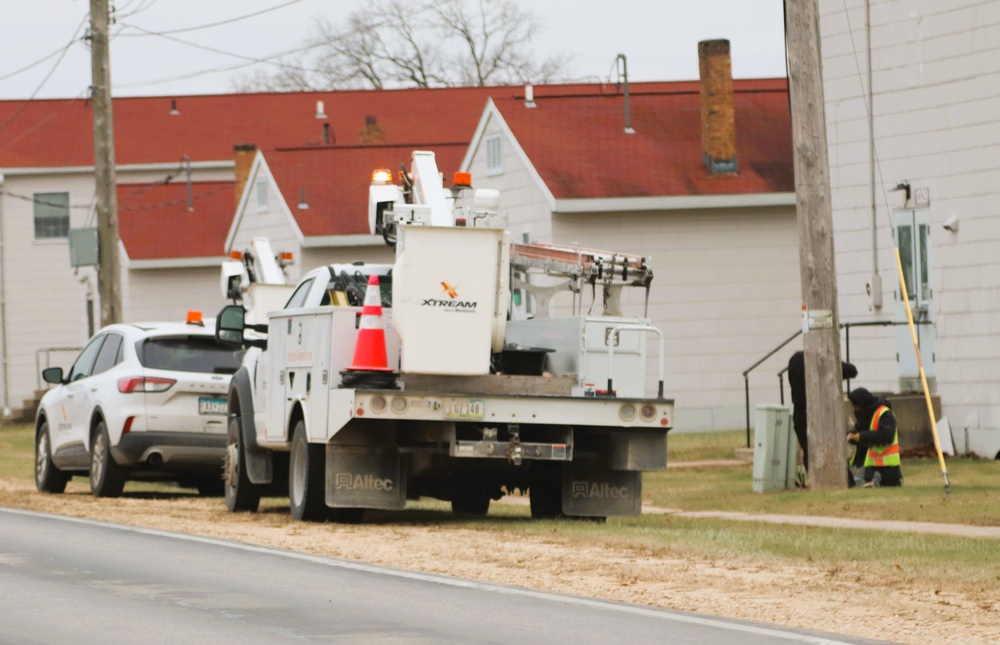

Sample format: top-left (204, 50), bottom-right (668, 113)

top-left (335, 473), bottom-right (394, 491)
top-left (572, 481), bottom-right (629, 499)
top-left (421, 281), bottom-right (478, 312)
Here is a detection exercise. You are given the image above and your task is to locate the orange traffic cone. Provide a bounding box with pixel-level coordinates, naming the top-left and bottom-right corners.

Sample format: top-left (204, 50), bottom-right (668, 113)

top-left (341, 275), bottom-right (397, 388)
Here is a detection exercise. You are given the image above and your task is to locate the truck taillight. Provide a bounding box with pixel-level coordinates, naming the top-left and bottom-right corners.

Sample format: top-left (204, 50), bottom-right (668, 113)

top-left (117, 377), bottom-right (176, 393)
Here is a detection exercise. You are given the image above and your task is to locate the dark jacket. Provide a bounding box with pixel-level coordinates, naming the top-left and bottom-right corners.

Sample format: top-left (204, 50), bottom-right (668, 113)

top-left (787, 351), bottom-right (858, 413)
top-left (849, 389), bottom-right (897, 447)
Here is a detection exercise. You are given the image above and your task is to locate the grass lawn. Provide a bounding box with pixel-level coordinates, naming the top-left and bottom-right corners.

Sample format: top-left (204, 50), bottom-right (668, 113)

top-left (657, 429), bottom-right (1000, 526)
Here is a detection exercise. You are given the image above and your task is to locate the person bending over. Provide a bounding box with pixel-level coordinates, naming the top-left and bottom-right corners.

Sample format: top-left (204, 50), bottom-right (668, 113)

top-left (847, 387), bottom-right (903, 487)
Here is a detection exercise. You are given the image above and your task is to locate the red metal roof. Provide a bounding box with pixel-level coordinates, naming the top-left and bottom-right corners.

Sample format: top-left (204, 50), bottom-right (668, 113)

top-left (494, 78), bottom-right (793, 199)
top-left (9, 81), bottom-right (793, 259)
top-left (118, 181), bottom-right (234, 260)
top-left (0, 85), bottom-right (598, 168)
top-left (266, 143), bottom-right (470, 237)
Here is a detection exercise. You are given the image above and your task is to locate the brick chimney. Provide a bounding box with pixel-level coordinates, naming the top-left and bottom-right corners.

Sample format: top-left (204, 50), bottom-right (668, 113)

top-left (358, 115), bottom-right (384, 144)
top-left (698, 39), bottom-right (738, 174)
top-left (233, 143), bottom-right (256, 208)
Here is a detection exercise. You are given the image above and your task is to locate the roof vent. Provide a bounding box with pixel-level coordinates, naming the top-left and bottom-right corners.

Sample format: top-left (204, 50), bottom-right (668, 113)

top-left (298, 188), bottom-right (309, 210)
top-left (524, 84), bottom-right (536, 108)
top-left (315, 100), bottom-right (327, 119)
top-left (170, 99), bottom-right (180, 116)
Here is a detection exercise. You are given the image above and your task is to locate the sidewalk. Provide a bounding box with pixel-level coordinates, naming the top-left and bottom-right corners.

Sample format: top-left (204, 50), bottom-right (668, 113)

top-left (501, 458), bottom-right (1000, 539)
top-left (641, 505), bottom-right (1000, 539)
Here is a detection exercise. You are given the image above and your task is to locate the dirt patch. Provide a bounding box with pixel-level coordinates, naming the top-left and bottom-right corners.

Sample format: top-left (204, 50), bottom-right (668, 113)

top-left (1, 477), bottom-right (995, 644)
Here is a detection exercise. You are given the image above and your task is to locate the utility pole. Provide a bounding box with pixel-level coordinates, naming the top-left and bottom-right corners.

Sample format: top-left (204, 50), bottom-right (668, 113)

top-left (90, 0), bottom-right (122, 325)
top-left (785, 0), bottom-right (847, 489)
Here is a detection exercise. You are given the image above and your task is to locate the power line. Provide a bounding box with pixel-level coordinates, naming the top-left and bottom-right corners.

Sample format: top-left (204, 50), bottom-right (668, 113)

top-left (0, 15), bottom-right (89, 135)
top-left (115, 0), bottom-right (305, 37)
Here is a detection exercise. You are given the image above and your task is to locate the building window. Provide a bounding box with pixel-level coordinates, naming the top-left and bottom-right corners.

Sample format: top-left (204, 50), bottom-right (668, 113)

top-left (485, 133), bottom-right (503, 176)
top-left (255, 179), bottom-right (268, 212)
top-left (33, 192), bottom-right (70, 239)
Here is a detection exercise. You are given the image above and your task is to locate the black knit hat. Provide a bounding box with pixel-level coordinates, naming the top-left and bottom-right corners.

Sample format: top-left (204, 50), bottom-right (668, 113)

top-left (848, 387), bottom-right (876, 408)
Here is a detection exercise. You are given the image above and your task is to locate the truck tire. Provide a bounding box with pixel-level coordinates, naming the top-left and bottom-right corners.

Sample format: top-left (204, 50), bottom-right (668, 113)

top-left (89, 420), bottom-right (126, 498)
top-left (328, 508), bottom-right (365, 524)
top-left (289, 420), bottom-right (326, 522)
top-left (35, 421), bottom-right (69, 494)
top-left (529, 480), bottom-right (562, 519)
top-left (451, 490), bottom-right (491, 516)
top-left (225, 416), bottom-right (261, 513)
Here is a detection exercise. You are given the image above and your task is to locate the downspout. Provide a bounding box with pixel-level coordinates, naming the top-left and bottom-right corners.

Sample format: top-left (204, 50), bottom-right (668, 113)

top-left (0, 175), bottom-right (10, 415)
top-left (867, 0), bottom-right (881, 308)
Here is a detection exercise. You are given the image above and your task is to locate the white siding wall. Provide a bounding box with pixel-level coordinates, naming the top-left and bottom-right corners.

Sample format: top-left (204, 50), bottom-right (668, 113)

top-left (125, 268), bottom-right (224, 323)
top-left (229, 164), bottom-right (304, 283)
top-left (0, 165), bottom-right (233, 413)
top-left (822, 0), bottom-right (1000, 456)
top-left (465, 113), bottom-right (802, 431)
top-left (552, 208), bottom-right (800, 430)
top-left (301, 245), bottom-right (395, 271)
top-left (465, 118), bottom-right (554, 244)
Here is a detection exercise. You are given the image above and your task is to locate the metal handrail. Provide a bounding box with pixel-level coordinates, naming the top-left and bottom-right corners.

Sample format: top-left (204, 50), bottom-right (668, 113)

top-left (741, 320), bottom-right (933, 447)
top-left (35, 347), bottom-right (82, 390)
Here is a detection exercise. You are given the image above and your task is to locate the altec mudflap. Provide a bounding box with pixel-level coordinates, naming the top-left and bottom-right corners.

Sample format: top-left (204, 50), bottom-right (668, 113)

top-left (317, 388), bottom-right (673, 517)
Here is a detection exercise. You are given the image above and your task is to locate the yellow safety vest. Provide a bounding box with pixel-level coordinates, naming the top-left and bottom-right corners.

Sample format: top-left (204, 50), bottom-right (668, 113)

top-left (863, 405), bottom-right (900, 468)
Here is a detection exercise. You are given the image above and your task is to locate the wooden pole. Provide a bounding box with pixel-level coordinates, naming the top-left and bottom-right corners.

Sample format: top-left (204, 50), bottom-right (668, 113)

top-left (785, 0), bottom-right (847, 489)
top-left (90, 0), bottom-right (122, 325)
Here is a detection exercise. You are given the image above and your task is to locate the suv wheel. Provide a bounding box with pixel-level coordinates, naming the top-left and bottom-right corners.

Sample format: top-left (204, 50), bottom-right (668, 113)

top-left (89, 420), bottom-right (126, 497)
top-left (35, 421), bottom-right (69, 494)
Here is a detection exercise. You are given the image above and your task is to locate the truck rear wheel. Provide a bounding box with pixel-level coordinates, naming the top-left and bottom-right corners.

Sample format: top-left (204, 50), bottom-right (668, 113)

top-left (451, 490), bottom-right (491, 516)
top-left (289, 420), bottom-right (326, 522)
top-left (225, 416), bottom-right (261, 512)
top-left (529, 480), bottom-right (562, 519)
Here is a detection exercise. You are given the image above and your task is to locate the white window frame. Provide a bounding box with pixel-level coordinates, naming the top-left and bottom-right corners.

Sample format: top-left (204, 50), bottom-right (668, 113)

top-left (33, 191), bottom-right (70, 239)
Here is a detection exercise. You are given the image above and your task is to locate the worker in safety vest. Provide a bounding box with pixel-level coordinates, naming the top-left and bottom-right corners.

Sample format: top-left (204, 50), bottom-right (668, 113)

top-left (846, 388), bottom-right (903, 487)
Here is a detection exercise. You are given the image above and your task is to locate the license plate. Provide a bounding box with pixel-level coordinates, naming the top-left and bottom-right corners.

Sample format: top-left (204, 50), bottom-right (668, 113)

top-left (198, 397), bottom-right (228, 415)
top-left (443, 398), bottom-right (485, 420)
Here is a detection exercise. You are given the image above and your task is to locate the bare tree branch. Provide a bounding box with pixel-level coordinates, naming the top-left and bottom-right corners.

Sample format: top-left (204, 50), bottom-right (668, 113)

top-left (232, 0), bottom-right (567, 91)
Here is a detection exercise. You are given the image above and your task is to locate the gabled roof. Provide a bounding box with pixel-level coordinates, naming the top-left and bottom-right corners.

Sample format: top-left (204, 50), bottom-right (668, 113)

top-left (118, 181), bottom-right (234, 262)
top-left (475, 79), bottom-right (793, 201)
top-left (0, 85), bottom-right (600, 169)
top-left (263, 143), bottom-right (470, 238)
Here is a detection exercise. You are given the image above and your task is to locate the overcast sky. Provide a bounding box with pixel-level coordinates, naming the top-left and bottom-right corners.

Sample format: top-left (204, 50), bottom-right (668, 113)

top-left (0, 0), bottom-right (788, 100)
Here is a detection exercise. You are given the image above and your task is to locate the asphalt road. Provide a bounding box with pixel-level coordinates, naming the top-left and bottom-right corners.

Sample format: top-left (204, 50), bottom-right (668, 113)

top-left (0, 508), bottom-right (884, 645)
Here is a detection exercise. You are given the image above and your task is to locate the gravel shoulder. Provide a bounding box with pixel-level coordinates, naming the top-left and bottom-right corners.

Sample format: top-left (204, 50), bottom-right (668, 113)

top-left (1, 477), bottom-right (996, 644)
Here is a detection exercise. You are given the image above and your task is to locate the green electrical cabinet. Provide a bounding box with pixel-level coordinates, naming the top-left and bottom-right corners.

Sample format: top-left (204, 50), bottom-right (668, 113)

top-left (752, 404), bottom-right (796, 493)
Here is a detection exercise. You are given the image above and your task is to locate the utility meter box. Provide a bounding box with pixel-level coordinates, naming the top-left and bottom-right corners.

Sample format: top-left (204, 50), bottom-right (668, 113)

top-left (752, 404), bottom-right (796, 493)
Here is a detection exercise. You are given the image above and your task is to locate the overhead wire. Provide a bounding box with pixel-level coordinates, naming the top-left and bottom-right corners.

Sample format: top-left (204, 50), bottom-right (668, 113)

top-left (114, 0), bottom-right (305, 37)
top-left (0, 14), bottom-right (90, 135)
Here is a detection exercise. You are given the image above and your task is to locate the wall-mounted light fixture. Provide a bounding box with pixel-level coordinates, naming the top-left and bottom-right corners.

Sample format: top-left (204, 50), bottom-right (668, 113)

top-left (890, 181), bottom-right (911, 205)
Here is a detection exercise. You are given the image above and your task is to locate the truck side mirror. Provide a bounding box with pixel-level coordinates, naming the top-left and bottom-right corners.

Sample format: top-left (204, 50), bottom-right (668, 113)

top-left (216, 304), bottom-right (247, 346)
top-left (42, 367), bottom-right (64, 385)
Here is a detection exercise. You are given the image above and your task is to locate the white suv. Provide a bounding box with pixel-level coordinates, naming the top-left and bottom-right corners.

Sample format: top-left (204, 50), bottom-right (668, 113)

top-left (34, 320), bottom-right (244, 497)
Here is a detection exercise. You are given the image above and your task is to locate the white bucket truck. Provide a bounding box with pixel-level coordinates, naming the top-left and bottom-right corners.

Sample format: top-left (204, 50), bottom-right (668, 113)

top-left (216, 151), bottom-right (672, 522)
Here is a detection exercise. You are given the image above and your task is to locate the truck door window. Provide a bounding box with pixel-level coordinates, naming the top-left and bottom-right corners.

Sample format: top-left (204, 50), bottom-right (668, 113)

top-left (284, 278), bottom-right (315, 309)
